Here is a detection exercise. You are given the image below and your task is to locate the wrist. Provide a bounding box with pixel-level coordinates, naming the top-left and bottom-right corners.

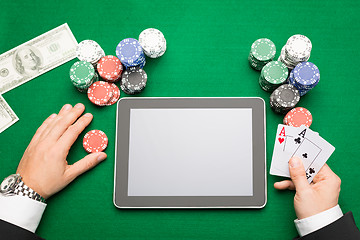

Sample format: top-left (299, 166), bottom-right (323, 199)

top-left (1, 174), bottom-right (46, 203)
top-left (296, 202), bottom-right (338, 220)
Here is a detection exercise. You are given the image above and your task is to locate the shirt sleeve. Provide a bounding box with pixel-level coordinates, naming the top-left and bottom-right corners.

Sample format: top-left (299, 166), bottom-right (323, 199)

top-left (294, 204), bottom-right (343, 237)
top-left (0, 194), bottom-right (46, 233)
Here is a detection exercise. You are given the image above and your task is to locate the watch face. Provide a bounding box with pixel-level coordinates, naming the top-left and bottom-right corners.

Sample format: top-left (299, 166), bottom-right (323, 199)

top-left (0, 174), bottom-right (18, 193)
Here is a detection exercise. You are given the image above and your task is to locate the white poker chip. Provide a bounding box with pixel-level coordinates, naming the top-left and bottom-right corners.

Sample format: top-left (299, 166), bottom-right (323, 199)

top-left (76, 40), bottom-right (105, 64)
top-left (138, 28), bottom-right (166, 58)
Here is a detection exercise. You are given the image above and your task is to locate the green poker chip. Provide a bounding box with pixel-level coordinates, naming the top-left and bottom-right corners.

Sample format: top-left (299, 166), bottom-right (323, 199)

top-left (262, 61), bottom-right (288, 84)
top-left (249, 38), bottom-right (276, 71)
top-left (69, 61), bottom-right (96, 90)
top-left (251, 38), bottom-right (276, 61)
top-left (258, 61), bottom-right (288, 92)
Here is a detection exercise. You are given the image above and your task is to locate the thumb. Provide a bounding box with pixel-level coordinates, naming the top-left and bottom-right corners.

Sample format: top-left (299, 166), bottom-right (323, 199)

top-left (289, 156), bottom-right (310, 192)
top-left (67, 152), bottom-right (107, 182)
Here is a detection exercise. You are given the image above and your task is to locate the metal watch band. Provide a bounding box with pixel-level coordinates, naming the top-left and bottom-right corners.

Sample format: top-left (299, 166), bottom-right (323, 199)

top-left (14, 180), bottom-right (46, 203)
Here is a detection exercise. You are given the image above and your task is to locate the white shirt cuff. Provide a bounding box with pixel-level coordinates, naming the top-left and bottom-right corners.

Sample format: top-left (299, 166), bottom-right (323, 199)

top-left (294, 204), bottom-right (343, 237)
top-left (0, 194), bottom-right (46, 233)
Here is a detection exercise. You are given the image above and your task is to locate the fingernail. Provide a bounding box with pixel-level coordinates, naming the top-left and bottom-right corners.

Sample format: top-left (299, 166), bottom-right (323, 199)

top-left (75, 103), bottom-right (83, 109)
top-left (84, 113), bottom-right (92, 118)
top-left (50, 114), bottom-right (57, 118)
top-left (290, 157), bottom-right (301, 168)
top-left (97, 153), bottom-right (107, 162)
top-left (63, 104), bottom-right (72, 111)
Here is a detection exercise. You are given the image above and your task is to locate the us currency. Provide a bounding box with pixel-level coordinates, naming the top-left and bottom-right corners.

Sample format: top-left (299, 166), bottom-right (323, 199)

top-left (0, 95), bottom-right (18, 133)
top-left (0, 23), bottom-right (78, 94)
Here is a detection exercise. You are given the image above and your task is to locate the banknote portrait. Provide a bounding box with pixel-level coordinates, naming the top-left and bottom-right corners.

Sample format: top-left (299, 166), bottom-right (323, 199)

top-left (13, 46), bottom-right (43, 76)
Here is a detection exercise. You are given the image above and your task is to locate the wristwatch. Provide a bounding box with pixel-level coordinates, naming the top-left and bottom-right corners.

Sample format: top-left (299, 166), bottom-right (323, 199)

top-left (0, 174), bottom-right (46, 203)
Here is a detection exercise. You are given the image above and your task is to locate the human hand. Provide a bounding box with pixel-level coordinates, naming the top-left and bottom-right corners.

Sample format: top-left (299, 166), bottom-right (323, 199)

top-left (274, 157), bottom-right (341, 219)
top-left (16, 103), bottom-right (107, 199)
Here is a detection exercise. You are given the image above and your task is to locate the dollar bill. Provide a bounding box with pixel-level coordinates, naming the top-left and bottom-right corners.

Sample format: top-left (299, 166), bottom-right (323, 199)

top-left (0, 23), bottom-right (78, 94)
top-left (0, 95), bottom-right (18, 133)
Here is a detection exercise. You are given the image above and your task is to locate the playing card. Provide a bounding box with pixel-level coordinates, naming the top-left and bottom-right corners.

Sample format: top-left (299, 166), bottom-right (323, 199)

top-left (291, 131), bottom-right (335, 183)
top-left (270, 124), bottom-right (301, 176)
top-left (270, 123), bottom-right (333, 182)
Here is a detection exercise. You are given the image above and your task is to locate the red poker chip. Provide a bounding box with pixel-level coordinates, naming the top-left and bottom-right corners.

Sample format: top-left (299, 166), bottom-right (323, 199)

top-left (97, 55), bottom-right (123, 82)
top-left (87, 81), bottom-right (113, 106)
top-left (106, 83), bottom-right (121, 106)
top-left (284, 107), bottom-right (312, 127)
top-left (83, 130), bottom-right (108, 153)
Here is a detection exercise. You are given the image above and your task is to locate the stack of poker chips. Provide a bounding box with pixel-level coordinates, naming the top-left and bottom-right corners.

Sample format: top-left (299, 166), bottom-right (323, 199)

top-left (138, 28), bottom-right (167, 58)
top-left (259, 61), bottom-right (288, 92)
top-left (116, 38), bottom-right (146, 69)
top-left (288, 62), bottom-right (320, 96)
top-left (283, 107), bottom-right (312, 127)
top-left (76, 40), bottom-right (105, 65)
top-left (87, 81), bottom-right (120, 106)
top-left (120, 67), bottom-right (148, 95)
top-left (97, 55), bottom-right (123, 83)
top-left (69, 61), bottom-right (98, 92)
top-left (278, 35), bottom-right (312, 69)
top-left (270, 84), bottom-right (300, 114)
top-left (248, 38), bottom-right (276, 71)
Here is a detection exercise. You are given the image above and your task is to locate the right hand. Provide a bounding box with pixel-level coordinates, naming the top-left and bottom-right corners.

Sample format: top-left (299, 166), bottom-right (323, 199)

top-left (16, 103), bottom-right (107, 199)
top-left (274, 157), bottom-right (341, 220)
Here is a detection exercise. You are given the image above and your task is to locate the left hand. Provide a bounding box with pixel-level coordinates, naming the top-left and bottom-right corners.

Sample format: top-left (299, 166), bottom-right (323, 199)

top-left (16, 103), bottom-right (107, 199)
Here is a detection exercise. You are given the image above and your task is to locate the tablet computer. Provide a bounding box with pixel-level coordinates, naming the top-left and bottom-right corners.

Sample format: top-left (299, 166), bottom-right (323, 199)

top-left (114, 97), bottom-right (266, 208)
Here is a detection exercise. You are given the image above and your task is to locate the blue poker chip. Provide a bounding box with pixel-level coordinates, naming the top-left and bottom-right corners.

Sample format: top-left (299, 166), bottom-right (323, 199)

top-left (293, 62), bottom-right (320, 87)
top-left (288, 69), bottom-right (315, 96)
top-left (115, 38), bottom-right (145, 68)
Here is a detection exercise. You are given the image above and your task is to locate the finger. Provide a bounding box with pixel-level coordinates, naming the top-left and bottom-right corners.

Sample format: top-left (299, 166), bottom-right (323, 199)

top-left (57, 113), bottom-right (93, 152)
top-left (274, 180), bottom-right (295, 190)
top-left (65, 152), bottom-right (107, 182)
top-left (30, 113), bottom-right (57, 143)
top-left (288, 156), bottom-right (310, 192)
top-left (313, 164), bottom-right (339, 183)
top-left (41, 104), bottom-right (73, 138)
top-left (47, 103), bottom-right (86, 140)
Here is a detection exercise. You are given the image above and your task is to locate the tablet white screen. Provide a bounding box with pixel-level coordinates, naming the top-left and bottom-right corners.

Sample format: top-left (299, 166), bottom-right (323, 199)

top-left (128, 108), bottom-right (253, 196)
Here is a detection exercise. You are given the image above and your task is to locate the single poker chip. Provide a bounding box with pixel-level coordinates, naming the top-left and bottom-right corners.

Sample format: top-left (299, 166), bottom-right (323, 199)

top-left (270, 84), bottom-right (300, 114)
top-left (284, 107), bottom-right (312, 127)
top-left (138, 28), bottom-right (167, 58)
top-left (76, 40), bottom-right (105, 64)
top-left (106, 83), bottom-right (121, 106)
top-left (97, 55), bottom-right (123, 81)
top-left (251, 38), bottom-right (276, 61)
top-left (83, 130), bottom-right (108, 153)
top-left (285, 34), bottom-right (312, 61)
top-left (288, 62), bottom-right (320, 96)
top-left (120, 67), bottom-right (147, 94)
top-left (293, 61), bottom-right (320, 87)
top-left (115, 38), bottom-right (145, 68)
top-left (248, 38), bottom-right (276, 71)
top-left (87, 81), bottom-right (113, 106)
top-left (259, 61), bottom-right (288, 92)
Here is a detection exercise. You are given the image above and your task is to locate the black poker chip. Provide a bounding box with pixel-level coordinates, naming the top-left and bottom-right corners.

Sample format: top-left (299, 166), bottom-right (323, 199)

top-left (270, 84), bottom-right (300, 114)
top-left (120, 67), bottom-right (147, 94)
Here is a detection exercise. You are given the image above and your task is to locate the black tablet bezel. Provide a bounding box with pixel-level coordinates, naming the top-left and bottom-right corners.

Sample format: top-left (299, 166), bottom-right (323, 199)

top-left (114, 97), bottom-right (266, 208)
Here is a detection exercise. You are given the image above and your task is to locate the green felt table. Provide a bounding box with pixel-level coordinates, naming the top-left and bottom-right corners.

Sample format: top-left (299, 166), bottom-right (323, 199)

top-left (1, 0), bottom-right (359, 239)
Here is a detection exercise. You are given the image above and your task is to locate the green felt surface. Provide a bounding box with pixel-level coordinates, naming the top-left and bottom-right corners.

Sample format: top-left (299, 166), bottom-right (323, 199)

top-left (0, 0), bottom-right (359, 239)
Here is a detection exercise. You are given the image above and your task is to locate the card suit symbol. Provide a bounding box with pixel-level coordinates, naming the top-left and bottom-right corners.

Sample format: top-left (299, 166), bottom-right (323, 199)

top-left (278, 137), bottom-right (285, 144)
top-left (294, 137), bottom-right (301, 144)
top-left (302, 153), bottom-right (308, 158)
top-left (309, 168), bottom-right (315, 174)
